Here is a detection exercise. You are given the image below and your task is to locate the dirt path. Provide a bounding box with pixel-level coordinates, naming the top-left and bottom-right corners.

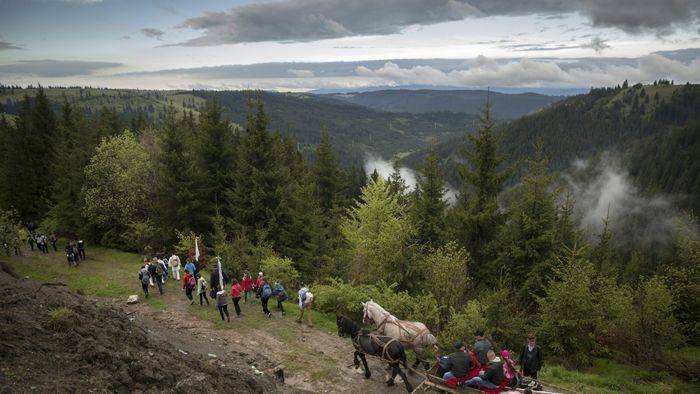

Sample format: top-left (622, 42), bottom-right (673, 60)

top-left (120, 279), bottom-right (423, 393)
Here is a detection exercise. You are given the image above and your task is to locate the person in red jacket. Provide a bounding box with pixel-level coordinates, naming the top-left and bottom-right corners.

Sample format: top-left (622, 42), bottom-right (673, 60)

top-left (230, 279), bottom-right (243, 317)
top-left (182, 271), bottom-right (195, 305)
top-left (242, 271), bottom-right (254, 304)
top-left (254, 271), bottom-right (264, 292)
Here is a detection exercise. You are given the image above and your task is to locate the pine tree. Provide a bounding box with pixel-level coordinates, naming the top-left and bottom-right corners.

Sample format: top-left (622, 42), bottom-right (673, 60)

top-left (451, 102), bottom-right (512, 286)
top-left (230, 97), bottom-right (277, 244)
top-left (193, 99), bottom-right (237, 233)
top-left (499, 143), bottom-right (558, 305)
top-left (313, 129), bottom-right (340, 215)
top-left (156, 104), bottom-right (199, 236)
top-left (387, 160), bottom-right (409, 205)
top-left (412, 141), bottom-right (448, 247)
top-left (46, 101), bottom-right (90, 236)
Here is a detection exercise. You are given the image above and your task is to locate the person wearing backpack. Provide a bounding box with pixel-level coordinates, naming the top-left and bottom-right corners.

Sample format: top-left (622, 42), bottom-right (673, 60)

top-left (272, 280), bottom-right (288, 315)
top-left (138, 265), bottom-right (150, 298)
top-left (197, 274), bottom-right (210, 306)
top-left (150, 257), bottom-right (164, 295)
top-left (182, 271), bottom-right (196, 305)
top-left (216, 285), bottom-right (230, 322)
top-left (257, 277), bottom-right (273, 318)
top-left (296, 282), bottom-right (314, 327)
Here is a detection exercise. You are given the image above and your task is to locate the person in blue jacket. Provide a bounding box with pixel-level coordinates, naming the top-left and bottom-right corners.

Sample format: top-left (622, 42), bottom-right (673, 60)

top-left (272, 280), bottom-right (288, 315)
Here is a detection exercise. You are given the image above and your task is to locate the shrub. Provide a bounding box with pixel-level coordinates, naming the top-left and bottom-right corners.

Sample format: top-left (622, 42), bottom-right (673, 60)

top-left (261, 255), bottom-right (300, 293)
top-left (47, 307), bottom-right (75, 331)
top-left (438, 300), bottom-right (486, 351)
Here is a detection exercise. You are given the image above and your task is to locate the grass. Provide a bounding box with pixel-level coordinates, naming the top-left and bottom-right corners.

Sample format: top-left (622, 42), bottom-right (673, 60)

top-left (540, 358), bottom-right (697, 393)
top-left (6, 245), bottom-right (700, 392)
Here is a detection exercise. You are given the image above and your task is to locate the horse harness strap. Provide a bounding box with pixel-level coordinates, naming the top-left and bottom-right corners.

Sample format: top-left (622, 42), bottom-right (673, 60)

top-left (369, 334), bottom-right (400, 362)
top-left (384, 317), bottom-right (428, 345)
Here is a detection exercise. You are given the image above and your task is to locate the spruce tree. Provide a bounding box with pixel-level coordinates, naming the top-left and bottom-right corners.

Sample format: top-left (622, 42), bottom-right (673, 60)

top-left (499, 143), bottom-right (559, 305)
top-left (193, 99), bottom-right (237, 233)
top-left (313, 129), bottom-right (340, 215)
top-left (412, 141), bottom-right (448, 247)
top-left (451, 102), bottom-right (511, 286)
top-left (156, 104), bottom-right (199, 236)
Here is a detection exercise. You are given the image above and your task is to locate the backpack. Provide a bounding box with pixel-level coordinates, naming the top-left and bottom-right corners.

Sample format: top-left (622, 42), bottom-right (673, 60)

top-left (140, 271), bottom-right (149, 285)
top-left (262, 283), bottom-right (272, 299)
top-left (304, 291), bottom-right (314, 304)
top-left (187, 275), bottom-right (196, 288)
top-left (155, 263), bottom-right (164, 276)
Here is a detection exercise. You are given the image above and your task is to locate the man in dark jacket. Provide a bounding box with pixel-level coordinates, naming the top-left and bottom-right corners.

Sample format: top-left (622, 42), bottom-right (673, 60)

top-left (519, 334), bottom-right (543, 379)
top-left (441, 341), bottom-right (473, 380)
top-left (473, 329), bottom-right (493, 365)
top-left (459, 350), bottom-right (503, 389)
top-left (210, 267), bottom-right (229, 294)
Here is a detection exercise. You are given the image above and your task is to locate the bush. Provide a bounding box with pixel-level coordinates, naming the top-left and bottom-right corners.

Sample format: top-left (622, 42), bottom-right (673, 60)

top-left (313, 279), bottom-right (439, 328)
top-left (261, 255), bottom-right (299, 294)
top-left (47, 307), bottom-right (75, 331)
top-left (438, 300), bottom-right (486, 351)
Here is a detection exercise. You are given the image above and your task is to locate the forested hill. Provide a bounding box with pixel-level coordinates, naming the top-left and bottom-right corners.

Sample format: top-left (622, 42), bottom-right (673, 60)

top-left (0, 86), bottom-right (479, 166)
top-left (322, 89), bottom-right (563, 119)
top-left (405, 82), bottom-right (699, 181)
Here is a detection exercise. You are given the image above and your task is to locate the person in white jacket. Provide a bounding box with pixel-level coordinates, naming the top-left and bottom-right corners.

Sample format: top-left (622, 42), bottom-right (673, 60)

top-left (168, 253), bottom-right (181, 280)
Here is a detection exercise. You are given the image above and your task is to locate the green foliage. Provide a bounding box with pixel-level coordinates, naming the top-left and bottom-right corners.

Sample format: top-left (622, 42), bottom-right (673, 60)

top-left (481, 285), bottom-right (528, 351)
top-left (122, 219), bottom-right (160, 253)
top-left (313, 279), bottom-right (439, 329)
top-left (261, 255), bottom-right (300, 292)
top-left (0, 209), bottom-right (19, 242)
top-left (439, 300), bottom-right (487, 351)
top-left (635, 276), bottom-right (683, 365)
top-left (341, 177), bottom-right (418, 291)
top-left (421, 241), bottom-right (470, 322)
top-left (82, 130), bottom-right (155, 234)
top-left (451, 102), bottom-right (511, 287)
top-left (537, 244), bottom-right (600, 367)
top-left (412, 141), bottom-right (448, 247)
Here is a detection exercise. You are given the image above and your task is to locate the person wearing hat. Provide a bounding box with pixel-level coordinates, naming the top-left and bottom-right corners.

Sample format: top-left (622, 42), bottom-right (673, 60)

top-left (501, 349), bottom-right (521, 388)
top-left (254, 271), bottom-right (264, 293)
top-left (441, 341), bottom-right (473, 380)
top-left (473, 329), bottom-right (493, 366)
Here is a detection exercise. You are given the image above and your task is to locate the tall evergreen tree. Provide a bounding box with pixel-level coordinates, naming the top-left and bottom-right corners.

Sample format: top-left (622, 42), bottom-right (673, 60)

top-left (193, 99), bottom-right (237, 233)
top-left (230, 98), bottom-right (278, 244)
top-left (46, 101), bottom-right (90, 235)
top-left (499, 143), bottom-right (559, 305)
top-left (313, 129), bottom-right (341, 215)
top-left (412, 141), bottom-right (448, 247)
top-left (156, 104), bottom-right (199, 236)
top-left (451, 102), bottom-right (512, 286)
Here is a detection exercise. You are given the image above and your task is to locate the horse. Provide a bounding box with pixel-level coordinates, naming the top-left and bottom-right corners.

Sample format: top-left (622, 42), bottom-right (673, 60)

top-left (336, 315), bottom-right (414, 393)
top-left (362, 300), bottom-right (438, 370)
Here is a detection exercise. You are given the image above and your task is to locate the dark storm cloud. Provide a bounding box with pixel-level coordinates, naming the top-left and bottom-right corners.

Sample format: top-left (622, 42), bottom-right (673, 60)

top-left (178, 0), bottom-right (699, 46)
top-left (0, 60), bottom-right (122, 77)
top-left (0, 41), bottom-right (24, 50)
top-left (140, 28), bottom-right (165, 40)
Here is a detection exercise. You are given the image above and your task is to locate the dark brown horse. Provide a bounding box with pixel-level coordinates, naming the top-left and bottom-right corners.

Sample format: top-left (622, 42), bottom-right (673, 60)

top-left (336, 315), bottom-right (414, 392)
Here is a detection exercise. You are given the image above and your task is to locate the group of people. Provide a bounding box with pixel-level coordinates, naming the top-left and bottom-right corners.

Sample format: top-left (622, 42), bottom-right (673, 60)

top-left (65, 240), bottom-right (85, 266)
top-left (1, 223), bottom-right (86, 265)
top-left (136, 254), bottom-right (315, 327)
top-left (438, 330), bottom-right (543, 390)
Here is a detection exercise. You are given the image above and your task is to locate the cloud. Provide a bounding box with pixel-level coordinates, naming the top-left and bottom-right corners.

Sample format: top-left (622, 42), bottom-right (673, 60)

top-left (287, 69), bottom-right (315, 77)
top-left (140, 28), bottom-right (165, 40)
top-left (581, 36), bottom-right (610, 53)
top-left (354, 54), bottom-right (700, 87)
top-left (0, 41), bottom-right (24, 50)
top-left (564, 154), bottom-right (695, 248)
top-left (177, 0), bottom-right (699, 45)
top-left (178, 0), bottom-right (480, 45)
top-left (0, 60), bottom-right (122, 77)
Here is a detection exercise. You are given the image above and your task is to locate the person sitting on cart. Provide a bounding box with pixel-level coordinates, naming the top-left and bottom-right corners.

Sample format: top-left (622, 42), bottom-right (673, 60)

top-left (458, 350), bottom-right (503, 389)
top-left (439, 341), bottom-right (473, 380)
top-left (473, 328), bottom-right (493, 366)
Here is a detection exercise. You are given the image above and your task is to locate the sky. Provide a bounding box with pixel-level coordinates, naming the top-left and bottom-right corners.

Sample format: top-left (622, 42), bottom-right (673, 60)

top-left (0, 0), bottom-right (699, 91)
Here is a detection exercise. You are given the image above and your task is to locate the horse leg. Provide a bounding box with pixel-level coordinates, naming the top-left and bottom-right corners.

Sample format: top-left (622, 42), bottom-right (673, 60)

top-left (358, 352), bottom-right (371, 379)
top-left (353, 350), bottom-right (360, 369)
top-left (411, 348), bottom-right (420, 369)
top-left (394, 364), bottom-right (414, 393)
top-left (386, 363), bottom-right (397, 386)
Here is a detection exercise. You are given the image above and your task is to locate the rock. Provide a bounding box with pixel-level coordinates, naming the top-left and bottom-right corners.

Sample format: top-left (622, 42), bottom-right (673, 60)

top-left (126, 295), bottom-right (139, 304)
top-left (207, 353), bottom-right (217, 358)
top-left (178, 349), bottom-right (188, 355)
